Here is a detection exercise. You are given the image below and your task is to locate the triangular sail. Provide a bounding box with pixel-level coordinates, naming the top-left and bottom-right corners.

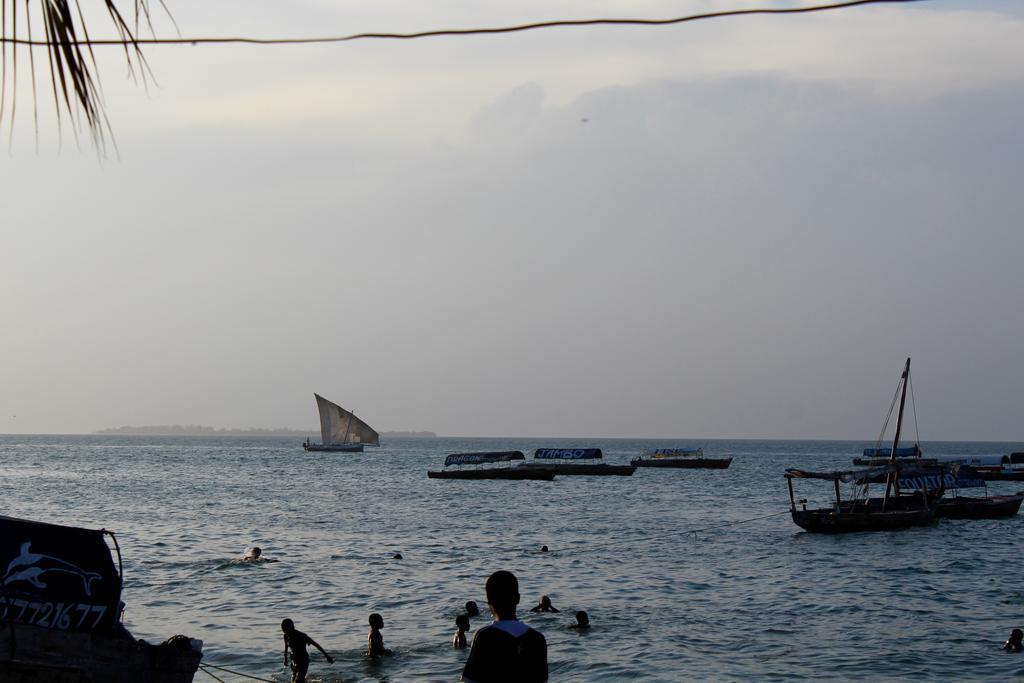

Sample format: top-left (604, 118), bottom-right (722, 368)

top-left (314, 393), bottom-right (380, 446)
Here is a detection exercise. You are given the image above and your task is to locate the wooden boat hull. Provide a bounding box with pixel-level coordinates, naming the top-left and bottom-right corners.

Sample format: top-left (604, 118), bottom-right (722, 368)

top-left (630, 457), bottom-right (732, 469)
top-left (0, 622), bottom-right (202, 683)
top-left (979, 470), bottom-right (1024, 481)
top-left (427, 468), bottom-right (555, 481)
top-left (791, 506), bottom-right (935, 533)
top-left (936, 493), bottom-right (1024, 519)
top-left (304, 442), bottom-right (364, 452)
top-left (521, 463), bottom-right (635, 476)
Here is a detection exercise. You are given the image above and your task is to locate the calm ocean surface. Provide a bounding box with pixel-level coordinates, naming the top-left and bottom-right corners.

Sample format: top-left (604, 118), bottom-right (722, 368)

top-left (2, 435), bottom-right (1023, 682)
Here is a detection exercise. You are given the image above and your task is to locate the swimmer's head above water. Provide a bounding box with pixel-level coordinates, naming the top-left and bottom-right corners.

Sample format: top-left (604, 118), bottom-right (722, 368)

top-left (455, 614), bottom-right (470, 632)
top-left (464, 600), bottom-right (480, 617)
top-left (573, 611), bottom-right (590, 629)
top-left (244, 547), bottom-right (262, 560)
top-left (1005, 629), bottom-right (1023, 651)
top-left (369, 613), bottom-right (385, 630)
top-left (281, 618), bottom-right (294, 633)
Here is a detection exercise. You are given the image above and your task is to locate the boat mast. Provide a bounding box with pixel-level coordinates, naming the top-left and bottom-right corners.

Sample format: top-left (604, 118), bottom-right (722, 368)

top-left (883, 358), bottom-right (911, 509)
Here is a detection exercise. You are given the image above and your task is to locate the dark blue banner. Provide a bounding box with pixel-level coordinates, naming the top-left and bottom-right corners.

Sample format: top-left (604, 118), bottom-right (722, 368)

top-left (0, 516), bottom-right (121, 633)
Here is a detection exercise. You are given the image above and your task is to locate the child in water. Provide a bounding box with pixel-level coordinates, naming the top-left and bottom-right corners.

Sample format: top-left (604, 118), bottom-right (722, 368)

top-left (569, 611), bottom-right (590, 630)
top-left (281, 619), bottom-right (333, 683)
top-left (1004, 629), bottom-right (1023, 652)
top-left (367, 613), bottom-right (392, 658)
top-left (529, 595), bottom-right (559, 613)
top-left (453, 614), bottom-right (470, 648)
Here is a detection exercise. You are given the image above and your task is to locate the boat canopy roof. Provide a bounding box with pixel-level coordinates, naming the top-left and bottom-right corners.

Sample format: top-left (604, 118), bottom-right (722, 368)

top-left (862, 445), bottom-right (922, 458)
top-left (0, 515), bottom-right (122, 634)
top-left (785, 465), bottom-right (896, 482)
top-left (534, 448), bottom-right (602, 460)
top-left (646, 448), bottom-right (702, 458)
top-left (445, 451), bottom-right (525, 467)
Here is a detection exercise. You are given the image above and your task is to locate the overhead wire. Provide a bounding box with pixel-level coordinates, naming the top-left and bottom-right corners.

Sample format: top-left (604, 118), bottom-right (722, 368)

top-left (0, 0), bottom-right (930, 48)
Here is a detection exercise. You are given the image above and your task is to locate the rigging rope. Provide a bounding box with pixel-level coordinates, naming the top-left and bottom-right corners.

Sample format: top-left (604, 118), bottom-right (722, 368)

top-left (199, 663), bottom-right (275, 683)
top-left (197, 666), bottom-right (226, 683)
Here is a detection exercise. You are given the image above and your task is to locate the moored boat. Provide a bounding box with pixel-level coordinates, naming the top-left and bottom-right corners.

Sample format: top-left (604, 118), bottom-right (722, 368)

top-left (303, 393), bottom-right (380, 452)
top-left (784, 358), bottom-right (937, 534)
top-left (427, 451), bottom-right (555, 481)
top-left (631, 448), bottom-right (732, 469)
top-left (521, 448), bottom-right (635, 476)
top-left (0, 515), bottom-right (203, 682)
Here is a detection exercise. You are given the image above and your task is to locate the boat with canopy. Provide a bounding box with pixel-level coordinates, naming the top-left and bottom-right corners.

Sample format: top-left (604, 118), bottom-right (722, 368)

top-left (303, 393), bottom-right (380, 453)
top-left (427, 451), bottom-right (556, 480)
top-left (631, 447), bottom-right (732, 469)
top-left (0, 515), bottom-right (203, 682)
top-left (932, 464), bottom-right (1024, 518)
top-left (522, 448), bottom-right (635, 476)
top-left (785, 358), bottom-right (938, 533)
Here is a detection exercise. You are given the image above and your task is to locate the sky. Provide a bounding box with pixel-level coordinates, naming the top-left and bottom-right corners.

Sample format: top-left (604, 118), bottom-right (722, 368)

top-left (1, 0), bottom-right (1022, 439)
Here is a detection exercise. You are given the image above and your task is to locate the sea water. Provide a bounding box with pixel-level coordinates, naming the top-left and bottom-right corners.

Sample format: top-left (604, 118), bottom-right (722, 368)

top-left (1, 435), bottom-right (1023, 682)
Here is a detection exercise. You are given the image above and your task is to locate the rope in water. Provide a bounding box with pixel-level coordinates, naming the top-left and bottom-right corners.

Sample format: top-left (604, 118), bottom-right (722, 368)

top-left (199, 662), bottom-right (275, 682)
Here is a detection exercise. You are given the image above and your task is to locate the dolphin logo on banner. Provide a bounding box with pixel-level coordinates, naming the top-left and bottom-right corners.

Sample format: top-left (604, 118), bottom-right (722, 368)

top-left (2, 542), bottom-right (103, 597)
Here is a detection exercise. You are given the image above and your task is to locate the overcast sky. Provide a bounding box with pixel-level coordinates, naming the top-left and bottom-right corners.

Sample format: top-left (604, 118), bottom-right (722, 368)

top-left (1, 1), bottom-right (1022, 439)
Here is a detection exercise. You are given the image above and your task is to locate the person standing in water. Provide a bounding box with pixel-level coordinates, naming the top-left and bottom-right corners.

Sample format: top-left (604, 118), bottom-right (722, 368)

top-left (367, 613), bottom-right (392, 658)
top-left (281, 619), bottom-right (333, 683)
top-left (462, 570), bottom-right (547, 682)
top-left (453, 614), bottom-right (470, 648)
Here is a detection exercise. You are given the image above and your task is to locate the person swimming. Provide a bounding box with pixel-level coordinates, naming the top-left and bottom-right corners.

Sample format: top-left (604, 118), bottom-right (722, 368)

top-left (367, 613), bottom-right (392, 658)
top-left (1004, 629), bottom-right (1023, 652)
top-left (465, 601), bottom-right (481, 618)
top-left (540, 545), bottom-right (549, 553)
top-left (243, 547), bottom-right (262, 561)
top-left (568, 611), bottom-right (590, 630)
top-left (453, 614), bottom-right (470, 649)
top-left (281, 618), bottom-right (333, 683)
top-left (529, 596), bottom-right (559, 614)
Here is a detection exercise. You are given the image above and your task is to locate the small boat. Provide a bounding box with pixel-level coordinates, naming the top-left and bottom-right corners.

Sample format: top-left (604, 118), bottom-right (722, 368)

top-left (303, 393), bottom-right (380, 452)
top-left (631, 448), bottom-right (732, 469)
top-left (0, 515), bottom-right (203, 682)
top-left (785, 358), bottom-right (937, 534)
top-left (427, 451), bottom-right (555, 480)
top-left (930, 465), bottom-right (1024, 518)
top-left (521, 448), bottom-right (635, 476)
top-left (852, 445), bottom-right (923, 466)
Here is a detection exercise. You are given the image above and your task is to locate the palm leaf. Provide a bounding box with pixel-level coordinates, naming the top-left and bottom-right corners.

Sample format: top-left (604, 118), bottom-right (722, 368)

top-left (1, 0), bottom-right (165, 151)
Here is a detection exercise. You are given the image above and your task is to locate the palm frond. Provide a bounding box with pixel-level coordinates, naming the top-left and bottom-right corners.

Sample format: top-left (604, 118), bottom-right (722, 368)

top-left (0, 0), bottom-right (163, 152)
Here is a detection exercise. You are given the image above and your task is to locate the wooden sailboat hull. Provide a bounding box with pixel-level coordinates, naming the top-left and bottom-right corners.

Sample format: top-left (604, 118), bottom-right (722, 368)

top-left (304, 442), bottom-right (364, 452)
top-left (791, 506), bottom-right (935, 533)
top-left (935, 493), bottom-right (1024, 519)
top-left (427, 468), bottom-right (555, 481)
top-left (521, 463), bottom-right (636, 476)
top-left (0, 622), bottom-right (202, 683)
top-left (630, 457), bottom-right (732, 469)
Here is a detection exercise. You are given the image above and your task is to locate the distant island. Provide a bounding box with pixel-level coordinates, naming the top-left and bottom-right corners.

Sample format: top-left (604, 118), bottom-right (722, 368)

top-left (95, 425), bottom-right (437, 438)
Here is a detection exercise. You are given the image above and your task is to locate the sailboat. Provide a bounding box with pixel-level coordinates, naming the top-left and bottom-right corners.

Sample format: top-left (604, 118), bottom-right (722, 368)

top-left (303, 393), bottom-right (380, 453)
top-left (784, 358), bottom-right (938, 533)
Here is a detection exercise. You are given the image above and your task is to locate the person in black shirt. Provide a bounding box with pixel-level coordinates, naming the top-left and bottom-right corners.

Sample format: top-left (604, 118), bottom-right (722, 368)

top-left (1004, 629), bottom-right (1023, 652)
top-left (281, 618), bottom-right (333, 683)
top-left (461, 570), bottom-right (547, 682)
